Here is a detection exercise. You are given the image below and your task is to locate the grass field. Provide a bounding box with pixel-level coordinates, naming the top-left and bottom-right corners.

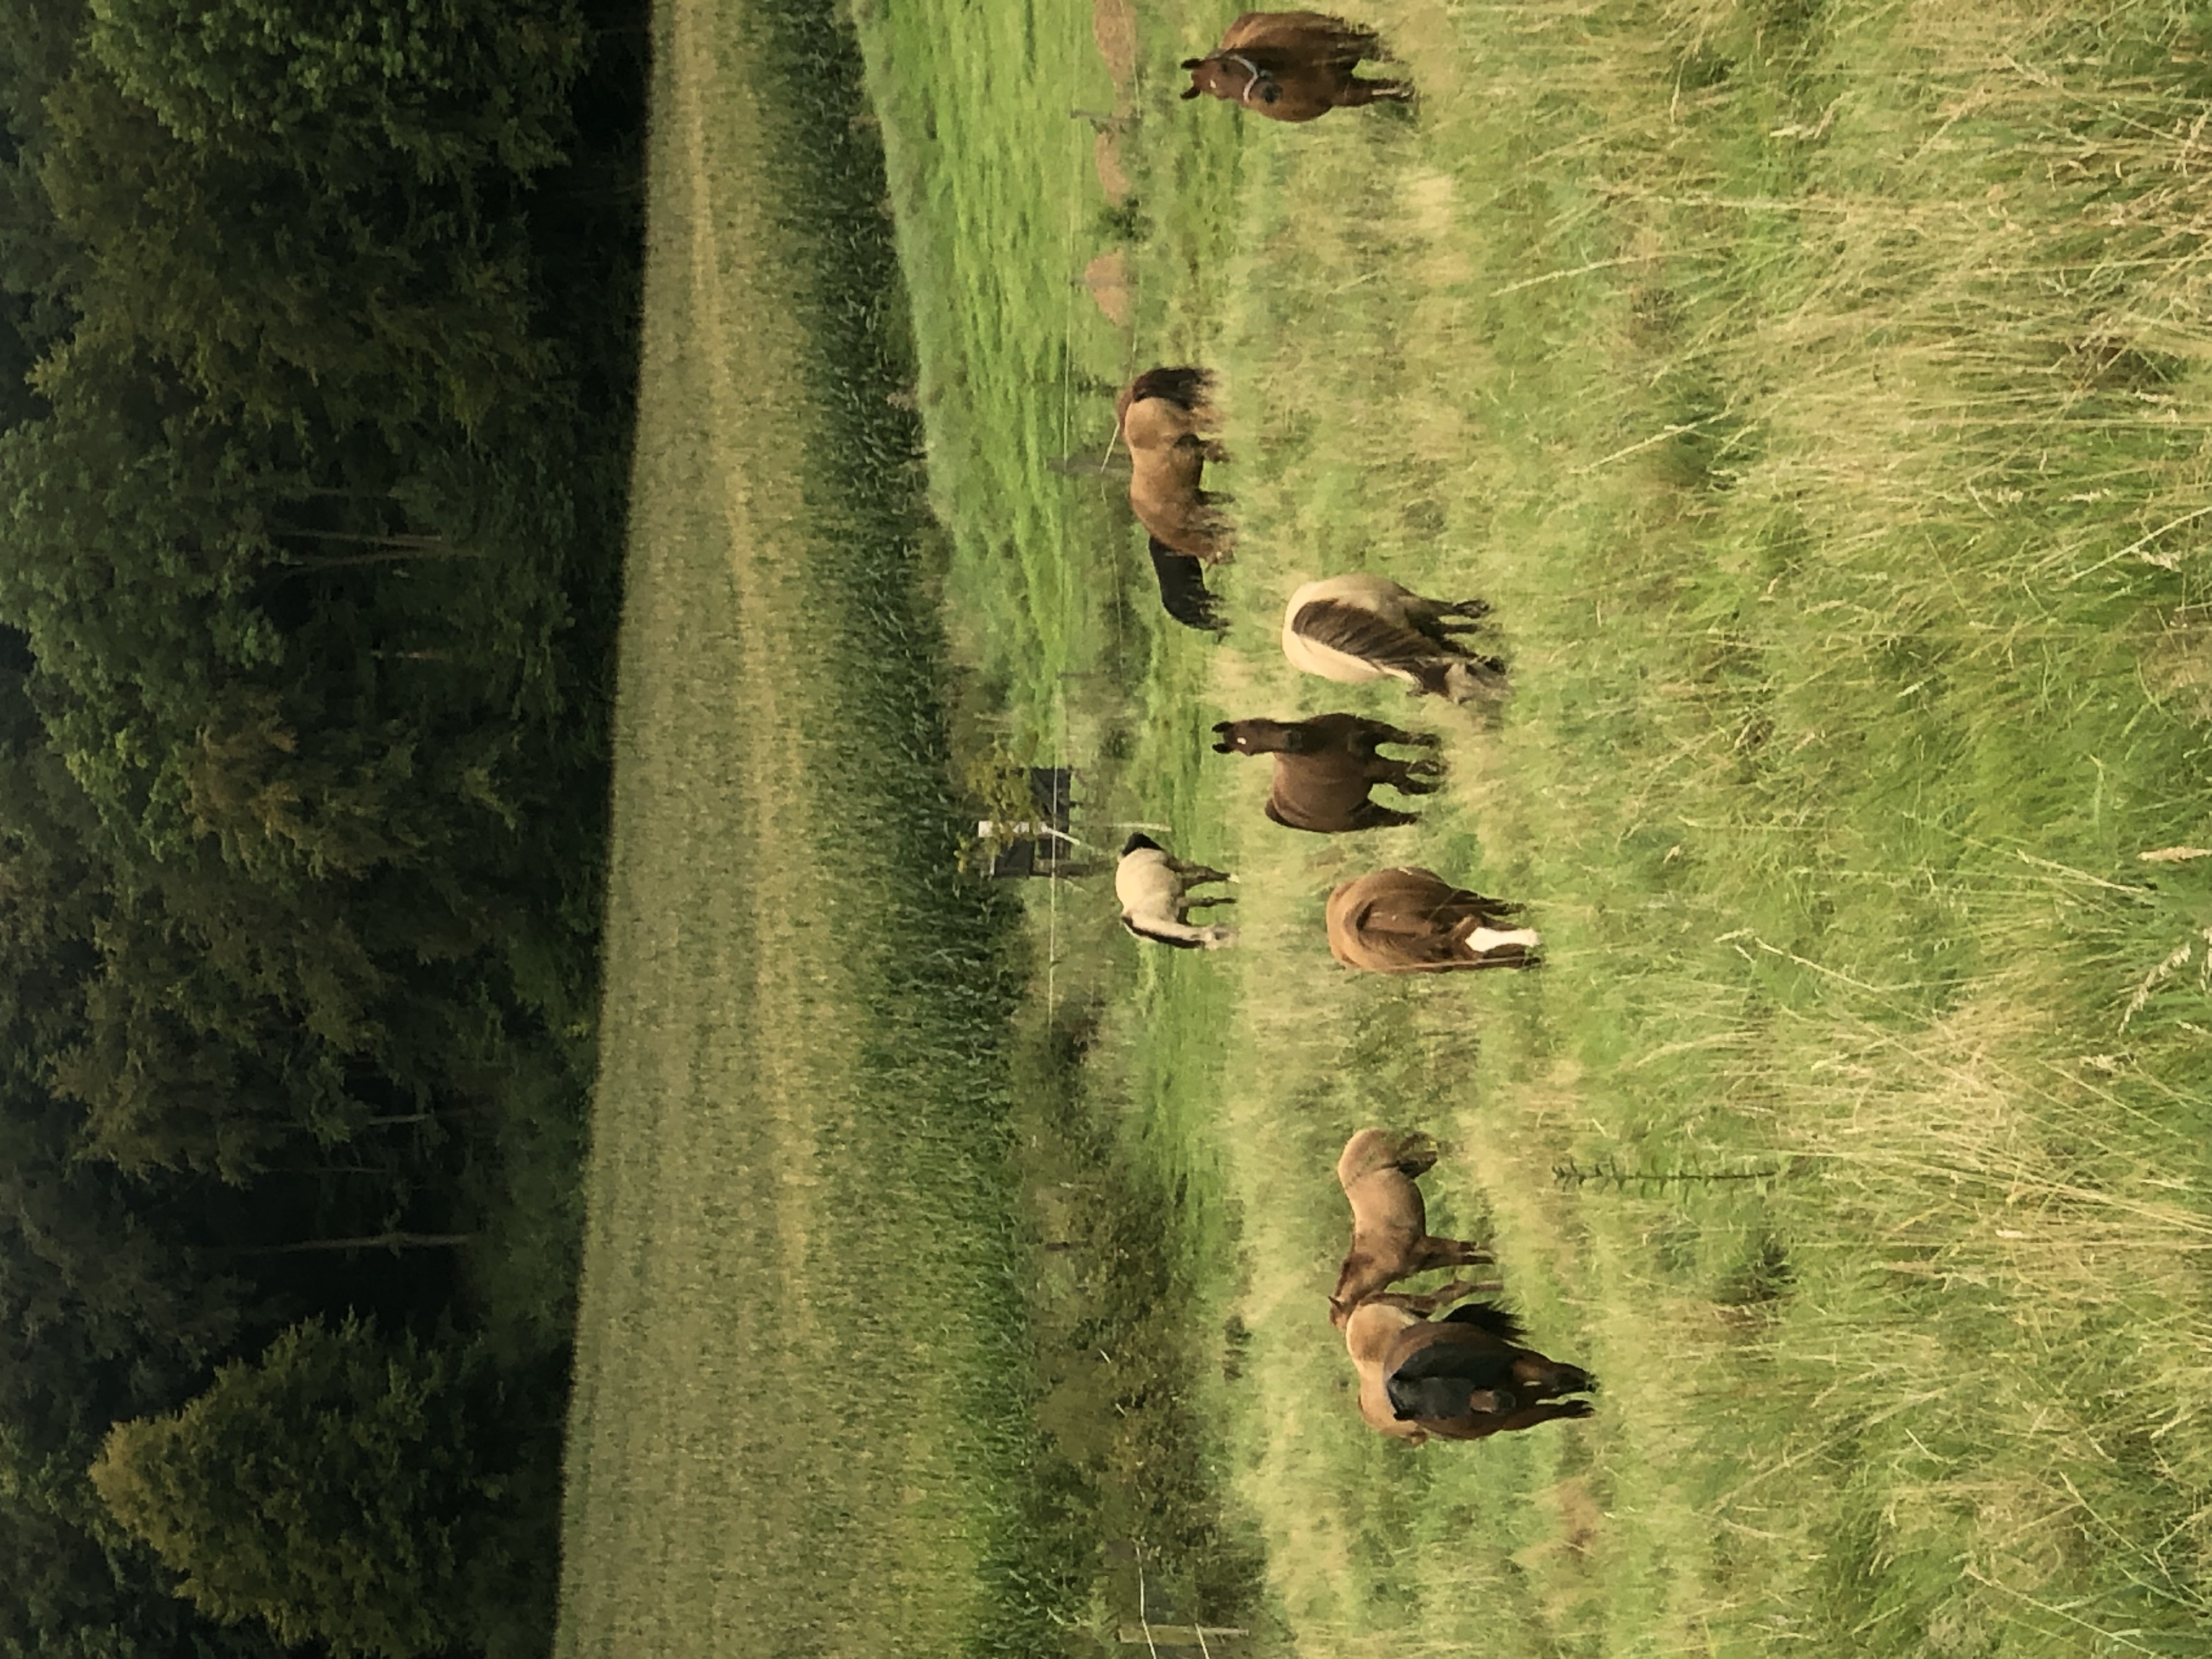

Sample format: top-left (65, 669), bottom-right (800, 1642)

top-left (563, 0), bottom-right (2212, 1653)
top-left (857, 0), bottom-right (2212, 1653)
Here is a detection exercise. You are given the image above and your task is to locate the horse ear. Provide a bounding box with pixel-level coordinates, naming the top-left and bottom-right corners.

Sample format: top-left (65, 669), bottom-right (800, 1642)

top-left (1181, 57), bottom-right (1203, 67)
top-left (1211, 721), bottom-right (1231, 733)
top-left (1212, 741), bottom-right (1234, 753)
top-left (1180, 85), bottom-right (1201, 98)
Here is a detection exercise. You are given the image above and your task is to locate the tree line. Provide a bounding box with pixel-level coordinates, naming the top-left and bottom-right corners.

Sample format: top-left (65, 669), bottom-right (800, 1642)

top-left (0, 1), bottom-right (645, 1653)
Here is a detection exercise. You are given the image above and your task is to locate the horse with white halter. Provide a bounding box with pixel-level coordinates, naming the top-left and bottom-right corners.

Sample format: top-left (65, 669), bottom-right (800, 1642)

top-left (1181, 13), bottom-right (1412, 122)
top-left (1115, 833), bottom-right (1239, 949)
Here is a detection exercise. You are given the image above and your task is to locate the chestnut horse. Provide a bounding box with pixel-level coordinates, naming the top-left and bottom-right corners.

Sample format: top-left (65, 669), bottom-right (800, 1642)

top-left (1212, 713), bottom-right (1439, 832)
top-left (1281, 574), bottom-right (1506, 704)
top-left (1326, 867), bottom-right (1539, 972)
top-left (1381, 1302), bottom-right (1597, 1440)
top-left (1117, 368), bottom-right (1233, 563)
top-left (1182, 12), bottom-right (1411, 121)
top-left (1329, 1128), bottom-right (1492, 1327)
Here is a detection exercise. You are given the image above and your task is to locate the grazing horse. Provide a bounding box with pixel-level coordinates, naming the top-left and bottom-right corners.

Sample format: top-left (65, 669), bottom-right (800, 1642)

top-left (1281, 574), bottom-right (1506, 704)
top-left (1382, 1302), bottom-right (1597, 1440)
top-left (1116, 833), bottom-right (1238, 949)
top-left (1326, 867), bottom-right (1539, 973)
top-left (1330, 1128), bottom-right (1493, 1327)
top-left (1212, 713), bottom-right (1439, 833)
top-left (1181, 12), bottom-right (1412, 121)
top-left (1150, 537), bottom-right (1227, 634)
top-left (1341, 1282), bottom-right (1499, 1443)
top-left (1117, 368), bottom-right (1233, 563)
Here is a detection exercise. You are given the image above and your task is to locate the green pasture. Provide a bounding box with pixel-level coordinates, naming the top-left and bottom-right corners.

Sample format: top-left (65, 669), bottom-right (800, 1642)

top-left (859, 0), bottom-right (2212, 1653)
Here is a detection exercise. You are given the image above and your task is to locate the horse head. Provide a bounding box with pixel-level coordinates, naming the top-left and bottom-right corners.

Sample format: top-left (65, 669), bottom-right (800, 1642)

top-left (1212, 717), bottom-right (1307, 755)
top-left (1181, 54), bottom-right (1282, 107)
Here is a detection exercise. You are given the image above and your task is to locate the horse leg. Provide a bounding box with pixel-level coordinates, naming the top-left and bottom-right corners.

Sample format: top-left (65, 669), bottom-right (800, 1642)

top-left (1371, 722), bottom-right (1440, 749)
top-left (1336, 77), bottom-right (1414, 107)
top-left (1416, 1237), bottom-right (1494, 1271)
top-left (1172, 860), bottom-right (1234, 884)
top-left (1481, 1400), bottom-right (1595, 1435)
top-left (1351, 803), bottom-right (1421, 830)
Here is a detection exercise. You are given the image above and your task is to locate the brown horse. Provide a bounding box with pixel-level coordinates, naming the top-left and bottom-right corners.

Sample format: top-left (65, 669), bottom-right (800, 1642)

top-left (1117, 368), bottom-right (1233, 563)
top-left (1213, 713), bottom-right (1440, 833)
top-left (1281, 575), bottom-right (1506, 704)
top-left (1326, 867), bottom-right (1539, 973)
top-left (1341, 1282), bottom-right (1498, 1443)
top-left (1330, 1128), bottom-right (1493, 1327)
top-left (1381, 1302), bottom-right (1597, 1440)
top-left (1181, 12), bottom-right (1411, 121)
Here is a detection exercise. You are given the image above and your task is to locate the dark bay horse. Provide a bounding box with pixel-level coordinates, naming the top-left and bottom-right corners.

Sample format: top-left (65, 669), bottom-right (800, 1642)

top-left (1381, 1302), bottom-right (1597, 1440)
top-left (1117, 368), bottom-right (1233, 564)
top-left (1182, 12), bottom-right (1412, 121)
top-left (1213, 713), bottom-right (1439, 832)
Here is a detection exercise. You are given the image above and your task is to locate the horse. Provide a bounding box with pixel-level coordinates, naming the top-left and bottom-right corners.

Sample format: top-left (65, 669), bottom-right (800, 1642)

top-left (1212, 713), bottom-right (1440, 833)
top-left (1381, 1301), bottom-right (1597, 1440)
top-left (1181, 12), bottom-right (1412, 121)
top-left (1341, 1282), bottom-right (1499, 1443)
top-left (1116, 833), bottom-right (1238, 949)
top-left (1326, 867), bottom-right (1539, 973)
top-left (1117, 368), bottom-right (1233, 563)
top-left (1150, 537), bottom-right (1227, 634)
top-left (1281, 575), bottom-right (1507, 704)
top-left (1330, 1128), bottom-right (1493, 1327)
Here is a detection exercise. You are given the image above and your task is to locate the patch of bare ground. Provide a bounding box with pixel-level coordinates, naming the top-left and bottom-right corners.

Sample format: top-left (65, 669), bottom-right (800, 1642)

top-left (1091, 0), bottom-right (1137, 91)
top-left (1094, 129), bottom-right (1132, 202)
top-left (1083, 250), bottom-right (1131, 326)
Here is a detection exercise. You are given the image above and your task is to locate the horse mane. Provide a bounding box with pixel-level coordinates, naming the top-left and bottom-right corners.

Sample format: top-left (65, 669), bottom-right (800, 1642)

top-left (1440, 1300), bottom-right (1527, 1344)
top-left (1291, 599), bottom-right (1455, 689)
top-left (1120, 915), bottom-right (1204, 950)
top-left (1148, 538), bottom-right (1226, 633)
top-left (1125, 366), bottom-right (1215, 414)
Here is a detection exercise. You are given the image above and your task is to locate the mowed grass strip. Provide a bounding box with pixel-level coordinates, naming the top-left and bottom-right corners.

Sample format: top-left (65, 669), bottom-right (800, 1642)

top-left (863, 0), bottom-right (2212, 1651)
top-left (556, 1), bottom-right (1034, 1654)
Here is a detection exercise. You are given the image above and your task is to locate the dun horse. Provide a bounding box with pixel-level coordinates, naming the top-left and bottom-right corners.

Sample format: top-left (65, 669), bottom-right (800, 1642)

top-left (1213, 713), bottom-right (1439, 832)
top-left (1117, 368), bottom-right (1233, 563)
top-left (1116, 833), bottom-right (1238, 949)
top-left (1327, 867), bottom-right (1539, 972)
top-left (1181, 12), bottom-right (1412, 121)
top-left (1281, 574), bottom-right (1506, 704)
top-left (1330, 1128), bottom-right (1492, 1327)
top-left (1381, 1302), bottom-right (1597, 1440)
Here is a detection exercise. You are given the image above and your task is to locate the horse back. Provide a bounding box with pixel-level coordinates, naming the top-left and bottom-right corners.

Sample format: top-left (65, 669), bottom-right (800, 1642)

top-left (1220, 10), bottom-right (1379, 61)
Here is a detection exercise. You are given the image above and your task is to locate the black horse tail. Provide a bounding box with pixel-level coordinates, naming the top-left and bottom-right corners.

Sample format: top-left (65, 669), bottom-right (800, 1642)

top-left (1441, 1301), bottom-right (1527, 1344)
top-left (1121, 832), bottom-right (1164, 856)
top-left (1149, 538), bottom-right (1226, 633)
top-left (1126, 365), bottom-right (1215, 413)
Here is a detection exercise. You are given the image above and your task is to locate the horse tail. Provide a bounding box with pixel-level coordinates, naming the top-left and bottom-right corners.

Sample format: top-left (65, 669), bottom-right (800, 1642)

top-left (1441, 1300), bottom-right (1527, 1344)
top-left (1148, 538), bottom-right (1227, 633)
top-left (1126, 365), bottom-right (1215, 413)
